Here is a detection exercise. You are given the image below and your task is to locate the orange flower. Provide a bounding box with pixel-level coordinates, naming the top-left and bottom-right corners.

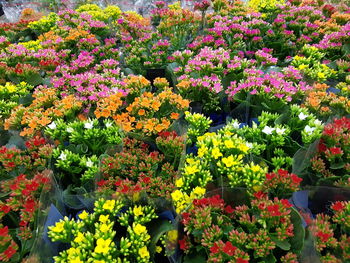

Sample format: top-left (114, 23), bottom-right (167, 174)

top-left (138, 109), bottom-right (146, 116)
top-left (136, 122), bottom-right (143, 130)
top-left (155, 124), bottom-right (164, 133)
top-left (151, 101), bottom-right (161, 111)
top-left (170, 112), bottom-right (180, 119)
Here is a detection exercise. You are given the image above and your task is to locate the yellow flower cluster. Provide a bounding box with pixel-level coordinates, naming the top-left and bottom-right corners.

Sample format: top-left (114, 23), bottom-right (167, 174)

top-left (76, 4), bottom-right (122, 22)
top-left (171, 187), bottom-right (206, 213)
top-left (248, 0), bottom-right (285, 11)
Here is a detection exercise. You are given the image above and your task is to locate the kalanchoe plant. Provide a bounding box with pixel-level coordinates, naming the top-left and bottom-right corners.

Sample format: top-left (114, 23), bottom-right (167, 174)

top-left (223, 105), bottom-right (324, 170)
top-left (307, 117), bottom-right (350, 187)
top-left (48, 198), bottom-right (175, 263)
top-left (179, 193), bottom-right (305, 263)
top-left (45, 118), bottom-right (123, 186)
top-left (97, 138), bottom-right (177, 200)
top-left (309, 200), bottom-right (350, 263)
top-left (156, 131), bottom-right (186, 168)
top-left (291, 45), bottom-right (337, 83)
top-left (185, 112), bottom-right (212, 145)
top-left (0, 171), bottom-right (52, 262)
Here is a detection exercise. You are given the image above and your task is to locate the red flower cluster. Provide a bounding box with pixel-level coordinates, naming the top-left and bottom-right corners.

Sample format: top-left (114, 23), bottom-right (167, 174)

top-left (311, 117), bottom-right (350, 187)
top-left (262, 169), bottom-right (302, 198)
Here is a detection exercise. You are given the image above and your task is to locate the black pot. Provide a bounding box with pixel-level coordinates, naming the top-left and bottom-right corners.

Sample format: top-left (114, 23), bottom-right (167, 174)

top-left (146, 68), bottom-right (166, 83)
top-left (189, 101), bottom-right (203, 114)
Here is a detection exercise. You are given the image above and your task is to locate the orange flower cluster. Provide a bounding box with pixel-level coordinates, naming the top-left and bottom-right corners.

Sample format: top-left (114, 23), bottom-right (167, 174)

top-left (302, 83), bottom-right (350, 118)
top-left (65, 27), bottom-right (96, 42)
top-left (94, 81), bottom-right (189, 135)
top-left (19, 8), bottom-right (43, 21)
top-left (331, 12), bottom-right (350, 25)
top-left (4, 87), bottom-right (83, 137)
top-left (123, 75), bottom-right (151, 95)
top-left (94, 92), bottom-right (125, 119)
top-left (315, 19), bottom-right (341, 35)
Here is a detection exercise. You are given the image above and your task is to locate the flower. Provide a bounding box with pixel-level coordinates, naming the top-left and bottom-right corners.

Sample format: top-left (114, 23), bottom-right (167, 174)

top-left (84, 121), bottom-right (94, 129)
top-left (78, 210), bottom-right (89, 220)
top-left (133, 206), bottom-right (144, 216)
top-left (304, 125), bottom-right (315, 134)
top-left (223, 241), bottom-right (236, 256)
top-left (134, 224), bottom-right (147, 235)
top-left (262, 126), bottom-right (275, 135)
top-left (138, 246), bottom-right (150, 259)
top-left (102, 199), bottom-right (115, 211)
top-left (298, 112), bottom-right (308, 120)
top-left (58, 152), bottom-right (67, 161)
top-left (94, 238), bottom-right (112, 254)
top-left (48, 121), bottom-right (57, 129)
top-left (332, 201), bottom-right (345, 211)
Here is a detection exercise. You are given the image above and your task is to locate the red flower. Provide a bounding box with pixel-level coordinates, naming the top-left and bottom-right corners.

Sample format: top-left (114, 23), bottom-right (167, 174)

top-left (290, 174), bottom-right (302, 185)
top-left (121, 184), bottom-right (129, 193)
top-left (223, 241), bottom-right (236, 256)
top-left (316, 231), bottom-right (332, 242)
top-left (179, 238), bottom-right (189, 250)
top-left (278, 169), bottom-right (289, 177)
top-left (267, 204), bottom-right (282, 216)
top-left (182, 212), bottom-right (190, 224)
top-left (323, 127), bottom-right (334, 136)
top-left (281, 199), bottom-right (292, 208)
top-left (0, 226), bottom-right (9, 236)
top-left (24, 199), bottom-right (36, 213)
top-left (253, 191), bottom-right (267, 200)
top-left (266, 172), bottom-right (276, 180)
top-left (210, 242), bottom-right (220, 254)
top-left (225, 205), bottom-right (235, 214)
top-left (236, 258), bottom-right (249, 263)
top-left (0, 204), bottom-right (11, 213)
top-left (330, 147), bottom-right (342, 155)
top-left (19, 220), bottom-right (28, 227)
top-left (4, 246), bottom-right (16, 259)
top-left (331, 201), bottom-right (345, 211)
top-left (97, 180), bottom-right (106, 186)
top-left (318, 142), bottom-right (327, 152)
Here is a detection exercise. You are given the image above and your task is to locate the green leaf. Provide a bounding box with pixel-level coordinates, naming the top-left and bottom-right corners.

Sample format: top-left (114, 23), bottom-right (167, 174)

top-left (148, 219), bottom-right (174, 259)
top-left (270, 235), bottom-right (291, 251)
top-left (290, 207), bottom-right (305, 253)
top-left (264, 253), bottom-right (277, 263)
top-left (26, 73), bottom-right (43, 86)
top-left (330, 162), bottom-right (345, 170)
top-left (342, 43), bottom-right (350, 55)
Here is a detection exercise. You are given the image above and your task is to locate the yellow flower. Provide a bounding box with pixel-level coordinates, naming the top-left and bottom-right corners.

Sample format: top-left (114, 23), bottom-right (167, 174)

top-left (224, 140), bottom-right (234, 149)
top-left (298, 64), bottom-right (307, 70)
top-left (211, 147), bottom-right (223, 159)
top-left (167, 230), bottom-right (178, 242)
top-left (238, 143), bottom-right (249, 153)
top-left (100, 223), bottom-right (111, 233)
top-left (156, 246), bottom-right (162, 253)
top-left (139, 246), bottom-right (150, 259)
top-left (50, 221), bottom-right (65, 233)
top-left (74, 232), bottom-right (85, 243)
top-left (184, 165), bottom-right (199, 175)
top-left (69, 257), bottom-right (83, 263)
top-left (171, 190), bottom-right (183, 202)
top-left (78, 210), bottom-right (89, 220)
top-left (133, 206), bottom-right (144, 217)
top-left (222, 155), bottom-right (241, 168)
top-left (134, 224), bottom-right (147, 235)
top-left (102, 199), bottom-right (115, 211)
top-left (94, 261), bottom-right (106, 263)
top-left (67, 247), bottom-right (80, 257)
top-left (197, 147), bottom-right (206, 158)
top-left (99, 214), bottom-right (109, 223)
top-left (251, 164), bottom-right (261, 172)
top-left (176, 178), bottom-right (184, 187)
top-left (317, 72), bottom-right (325, 79)
top-left (192, 187), bottom-right (206, 196)
top-left (94, 238), bottom-right (112, 254)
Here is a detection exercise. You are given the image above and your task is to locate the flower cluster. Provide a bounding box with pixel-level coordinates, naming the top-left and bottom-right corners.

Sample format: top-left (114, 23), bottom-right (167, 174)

top-left (309, 201), bottom-right (350, 262)
top-left (97, 138), bottom-right (177, 200)
top-left (179, 193), bottom-right (302, 263)
top-left (309, 117), bottom-right (350, 187)
top-left (223, 105), bottom-right (323, 170)
top-left (48, 198), bottom-right (171, 263)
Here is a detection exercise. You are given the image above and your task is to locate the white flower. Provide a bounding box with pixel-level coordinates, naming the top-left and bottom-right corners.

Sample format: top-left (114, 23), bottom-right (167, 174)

top-left (304, 125), bottom-right (315, 135)
top-left (262, 126), bottom-right (275, 135)
top-left (48, 122), bottom-right (57, 129)
top-left (314, 119), bottom-right (322, 126)
top-left (86, 159), bottom-right (94, 168)
top-left (58, 152), bottom-right (67, 161)
top-left (66, 127), bottom-right (74, 133)
top-left (298, 112), bottom-right (308, 120)
top-left (275, 127), bottom-right (286, 135)
top-left (231, 120), bottom-right (240, 129)
top-left (246, 142), bottom-right (253, 149)
top-left (105, 121), bottom-right (113, 128)
top-left (84, 121), bottom-right (94, 129)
